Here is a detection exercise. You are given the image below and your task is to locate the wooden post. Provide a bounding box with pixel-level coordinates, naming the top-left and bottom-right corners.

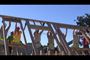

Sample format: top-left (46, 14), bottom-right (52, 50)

top-left (53, 24), bottom-right (71, 55)
top-left (20, 21), bottom-right (27, 45)
top-left (74, 50), bottom-right (79, 55)
top-left (55, 51), bottom-right (57, 55)
top-left (20, 52), bottom-right (23, 55)
top-left (45, 51), bottom-right (47, 55)
top-left (53, 24), bottom-right (67, 54)
top-left (88, 51), bottom-right (90, 55)
top-left (2, 20), bottom-right (8, 55)
top-left (17, 51), bottom-right (19, 55)
top-left (47, 50), bottom-right (50, 55)
top-left (19, 21), bottom-right (28, 55)
top-left (61, 51), bottom-right (64, 55)
top-left (40, 50), bottom-right (42, 55)
top-left (82, 51), bottom-right (85, 55)
top-left (26, 21), bottom-right (36, 55)
top-left (47, 23), bottom-right (64, 52)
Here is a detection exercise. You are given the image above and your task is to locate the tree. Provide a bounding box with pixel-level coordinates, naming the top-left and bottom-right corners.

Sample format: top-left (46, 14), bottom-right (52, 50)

top-left (75, 14), bottom-right (90, 48)
top-left (68, 14), bottom-right (90, 46)
top-left (75, 14), bottom-right (90, 27)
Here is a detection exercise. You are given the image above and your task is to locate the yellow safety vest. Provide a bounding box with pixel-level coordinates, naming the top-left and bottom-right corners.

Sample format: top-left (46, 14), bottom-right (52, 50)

top-left (12, 31), bottom-right (22, 44)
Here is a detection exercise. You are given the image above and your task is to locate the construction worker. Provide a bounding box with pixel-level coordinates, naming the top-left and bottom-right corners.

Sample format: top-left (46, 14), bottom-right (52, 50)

top-left (12, 27), bottom-right (22, 55)
top-left (47, 31), bottom-right (54, 51)
top-left (80, 28), bottom-right (90, 48)
top-left (79, 29), bottom-right (90, 55)
top-left (7, 31), bottom-right (14, 54)
top-left (34, 29), bottom-right (43, 54)
top-left (13, 27), bottom-right (22, 44)
top-left (82, 37), bottom-right (89, 48)
top-left (81, 29), bottom-right (89, 48)
top-left (82, 37), bottom-right (89, 55)
top-left (72, 30), bottom-right (80, 48)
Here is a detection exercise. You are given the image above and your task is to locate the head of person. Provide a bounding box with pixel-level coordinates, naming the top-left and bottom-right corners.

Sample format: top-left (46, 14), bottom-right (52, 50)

top-left (73, 29), bottom-right (78, 35)
top-left (48, 30), bottom-right (53, 35)
top-left (16, 27), bottom-right (20, 31)
top-left (48, 30), bottom-right (51, 33)
top-left (11, 31), bottom-right (13, 35)
top-left (36, 29), bottom-right (39, 33)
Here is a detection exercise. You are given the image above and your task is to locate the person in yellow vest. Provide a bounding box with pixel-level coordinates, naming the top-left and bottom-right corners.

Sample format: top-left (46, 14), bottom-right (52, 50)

top-left (47, 31), bottom-right (54, 51)
top-left (13, 27), bottom-right (22, 44)
top-left (12, 27), bottom-right (22, 55)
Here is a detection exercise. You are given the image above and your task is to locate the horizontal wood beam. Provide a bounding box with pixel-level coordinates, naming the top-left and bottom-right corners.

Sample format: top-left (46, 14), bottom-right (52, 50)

top-left (70, 48), bottom-right (90, 51)
top-left (55, 23), bottom-right (90, 30)
top-left (29, 24), bottom-right (51, 30)
top-left (0, 15), bottom-right (48, 23)
top-left (0, 15), bottom-right (90, 30)
top-left (1, 16), bottom-right (21, 22)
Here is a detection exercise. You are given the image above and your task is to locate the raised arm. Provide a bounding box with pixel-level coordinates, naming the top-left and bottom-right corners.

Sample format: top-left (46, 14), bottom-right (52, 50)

top-left (40, 30), bottom-right (44, 35)
top-left (39, 22), bottom-right (45, 35)
top-left (67, 40), bottom-right (73, 45)
top-left (14, 22), bottom-right (17, 32)
top-left (65, 28), bottom-right (68, 39)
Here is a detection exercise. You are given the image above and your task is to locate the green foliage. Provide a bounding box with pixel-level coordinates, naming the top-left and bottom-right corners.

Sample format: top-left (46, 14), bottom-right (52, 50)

top-left (75, 14), bottom-right (90, 27)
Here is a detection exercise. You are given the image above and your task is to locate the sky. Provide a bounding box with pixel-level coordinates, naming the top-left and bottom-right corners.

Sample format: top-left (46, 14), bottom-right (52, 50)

top-left (0, 5), bottom-right (90, 47)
